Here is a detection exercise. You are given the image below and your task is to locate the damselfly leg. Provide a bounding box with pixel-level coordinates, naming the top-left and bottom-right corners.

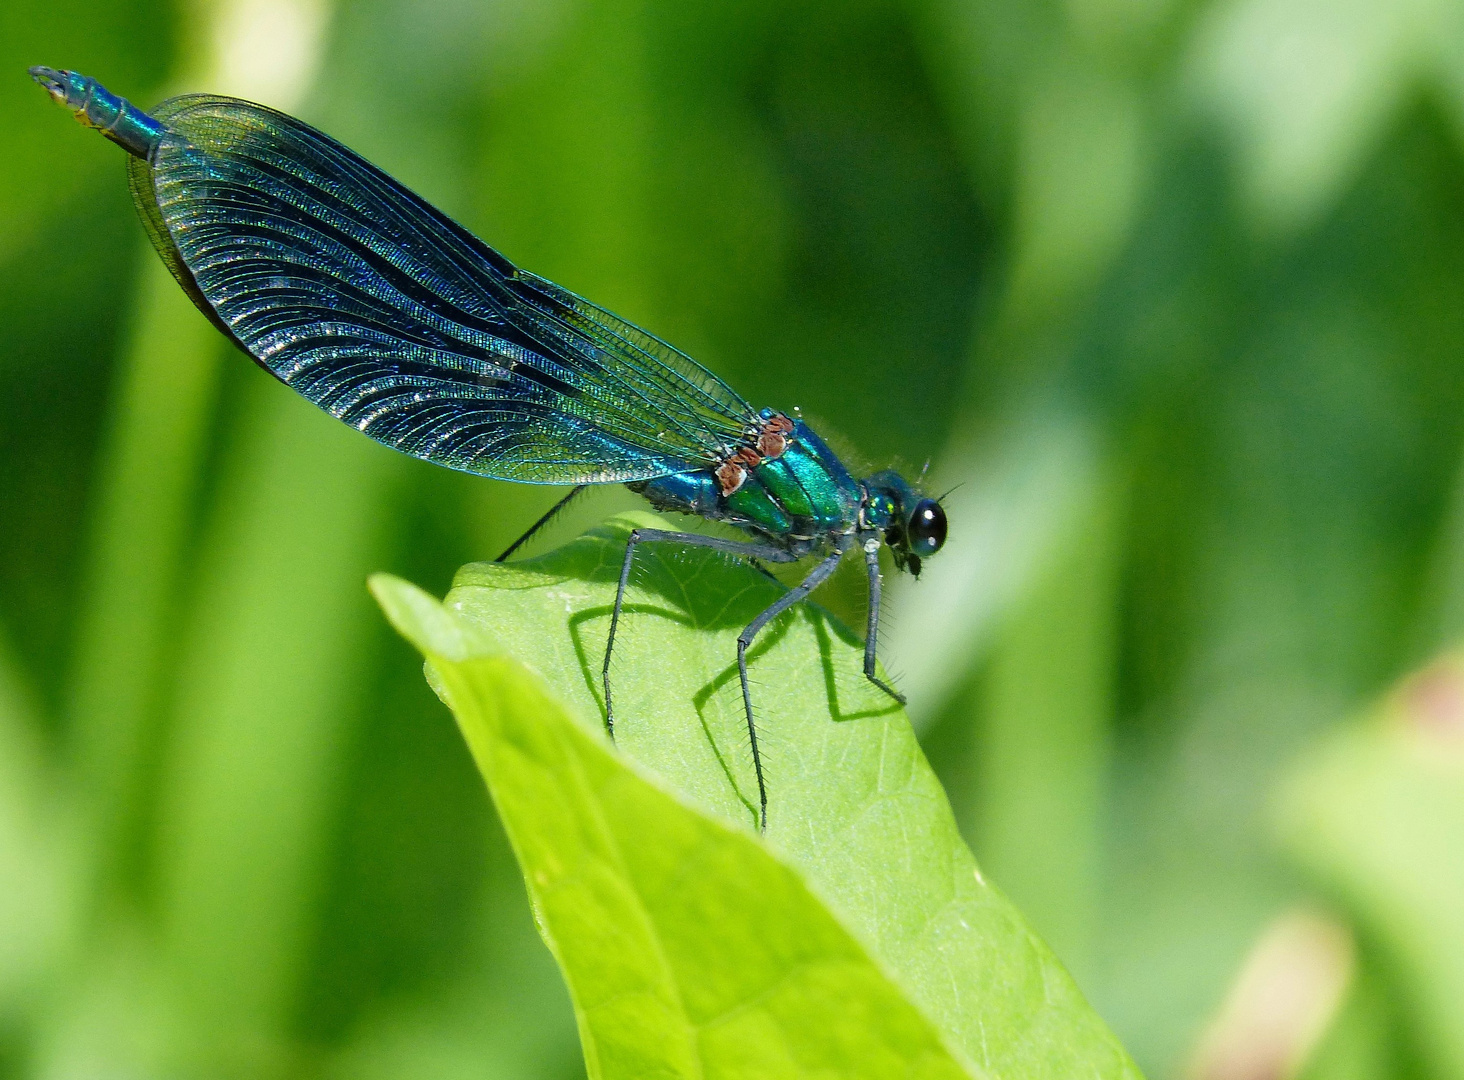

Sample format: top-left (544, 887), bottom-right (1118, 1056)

top-left (605, 527), bottom-right (809, 828)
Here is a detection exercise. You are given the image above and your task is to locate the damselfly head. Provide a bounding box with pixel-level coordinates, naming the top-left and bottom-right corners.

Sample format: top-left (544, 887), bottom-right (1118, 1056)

top-left (861, 469), bottom-right (947, 578)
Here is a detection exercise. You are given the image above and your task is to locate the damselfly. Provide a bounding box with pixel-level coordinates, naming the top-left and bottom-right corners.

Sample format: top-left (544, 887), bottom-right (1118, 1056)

top-left (31, 67), bottom-right (948, 828)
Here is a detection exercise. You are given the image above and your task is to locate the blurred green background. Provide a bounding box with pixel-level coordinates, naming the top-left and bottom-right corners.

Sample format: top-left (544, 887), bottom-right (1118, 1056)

top-left (4, 0), bottom-right (1464, 1076)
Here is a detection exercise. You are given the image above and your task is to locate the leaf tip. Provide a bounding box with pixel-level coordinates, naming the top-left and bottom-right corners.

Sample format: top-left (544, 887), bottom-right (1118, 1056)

top-left (369, 572), bottom-right (484, 661)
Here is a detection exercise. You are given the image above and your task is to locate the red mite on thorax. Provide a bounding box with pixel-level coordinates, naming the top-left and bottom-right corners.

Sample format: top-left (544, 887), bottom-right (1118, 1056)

top-left (715, 412), bottom-right (796, 496)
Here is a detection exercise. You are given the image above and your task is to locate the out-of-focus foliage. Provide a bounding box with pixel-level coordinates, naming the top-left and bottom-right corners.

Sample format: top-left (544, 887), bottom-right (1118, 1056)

top-left (2, 0), bottom-right (1463, 1075)
top-left (1279, 653), bottom-right (1464, 1080)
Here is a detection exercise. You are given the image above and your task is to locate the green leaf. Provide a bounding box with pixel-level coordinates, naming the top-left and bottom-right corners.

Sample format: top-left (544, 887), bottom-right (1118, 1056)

top-left (372, 513), bottom-right (1141, 1080)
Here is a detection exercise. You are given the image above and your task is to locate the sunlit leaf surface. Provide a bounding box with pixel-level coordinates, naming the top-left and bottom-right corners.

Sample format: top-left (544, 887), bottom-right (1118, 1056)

top-left (374, 515), bottom-right (1140, 1080)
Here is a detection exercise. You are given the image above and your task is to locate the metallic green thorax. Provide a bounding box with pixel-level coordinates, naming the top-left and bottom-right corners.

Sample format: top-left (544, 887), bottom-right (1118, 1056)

top-left (724, 422), bottom-right (860, 537)
top-left (630, 418), bottom-right (863, 545)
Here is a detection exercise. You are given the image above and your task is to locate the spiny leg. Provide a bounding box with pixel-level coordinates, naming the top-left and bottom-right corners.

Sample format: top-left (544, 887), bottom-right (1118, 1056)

top-left (736, 550), bottom-right (844, 829)
top-left (862, 535), bottom-right (905, 704)
top-left (495, 484), bottom-right (589, 562)
top-left (603, 527), bottom-right (798, 742)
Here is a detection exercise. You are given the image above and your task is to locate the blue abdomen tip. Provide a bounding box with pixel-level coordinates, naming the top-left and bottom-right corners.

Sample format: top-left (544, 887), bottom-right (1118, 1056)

top-left (30, 65), bottom-right (163, 160)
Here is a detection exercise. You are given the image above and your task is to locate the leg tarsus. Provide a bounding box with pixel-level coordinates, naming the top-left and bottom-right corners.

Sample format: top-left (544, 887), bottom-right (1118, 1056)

top-left (735, 638), bottom-right (767, 829)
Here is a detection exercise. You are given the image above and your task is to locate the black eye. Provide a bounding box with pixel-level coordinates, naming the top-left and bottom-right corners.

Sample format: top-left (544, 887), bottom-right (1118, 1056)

top-left (907, 499), bottom-right (946, 557)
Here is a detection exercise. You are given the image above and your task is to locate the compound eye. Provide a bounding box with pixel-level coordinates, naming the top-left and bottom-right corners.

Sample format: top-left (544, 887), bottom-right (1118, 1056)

top-left (907, 499), bottom-right (946, 557)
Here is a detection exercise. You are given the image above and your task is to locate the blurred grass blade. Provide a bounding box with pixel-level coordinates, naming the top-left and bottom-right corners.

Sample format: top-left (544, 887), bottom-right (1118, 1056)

top-left (0, 629), bottom-right (70, 1019)
top-left (373, 515), bottom-right (1142, 1079)
top-left (65, 256), bottom-right (224, 909)
top-left (1416, 455), bottom-right (1464, 656)
top-left (151, 382), bottom-right (397, 1069)
top-left (1006, 62), bottom-right (1145, 322)
top-left (62, 0), bottom-right (337, 933)
top-left (972, 478), bottom-right (1120, 984)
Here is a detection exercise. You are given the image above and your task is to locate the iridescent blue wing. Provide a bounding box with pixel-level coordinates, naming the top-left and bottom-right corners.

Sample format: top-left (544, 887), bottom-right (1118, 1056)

top-left (127, 95), bottom-right (755, 484)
